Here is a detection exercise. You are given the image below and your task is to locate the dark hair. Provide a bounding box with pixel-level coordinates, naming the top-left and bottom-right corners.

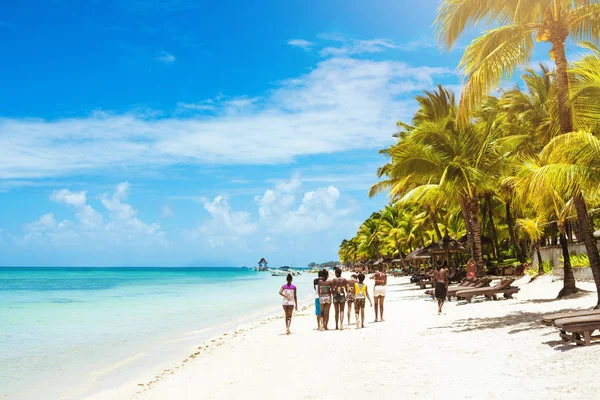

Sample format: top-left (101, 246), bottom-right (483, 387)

top-left (351, 274), bottom-right (358, 279)
top-left (358, 273), bottom-right (365, 283)
top-left (378, 265), bottom-right (384, 272)
top-left (334, 267), bottom-right (342, 277)
top-left (321, 269), bottom-right (329, 280)
top-left (286, 273), bottom-right (293, 282)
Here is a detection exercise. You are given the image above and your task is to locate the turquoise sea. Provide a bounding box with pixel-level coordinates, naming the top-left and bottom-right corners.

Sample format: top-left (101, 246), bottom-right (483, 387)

top-left (0, 267), bottom-right (315, 399)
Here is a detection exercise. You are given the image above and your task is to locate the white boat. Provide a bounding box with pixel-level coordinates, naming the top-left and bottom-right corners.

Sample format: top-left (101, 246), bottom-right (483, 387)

top-left (270, 266), bottom-right (300, 276)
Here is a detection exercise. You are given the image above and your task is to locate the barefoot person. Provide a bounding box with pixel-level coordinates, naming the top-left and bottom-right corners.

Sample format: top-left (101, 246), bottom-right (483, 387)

top-left (313, 270), bottom-right (324, 330)
top-left (434, 262), bottom-right (448, 315)
top-left (354, 273), bottom-right (372, 328)
top-left (279, 274), bottom-right (298, 334)
top-left (371, 266), bottom-right (387, 322)
top-left (318, 269), bottom-right (332, 330)
top-left (346, 274), bottom-right (358, 326)
top-left (331, 267), bottom-right (347, 330)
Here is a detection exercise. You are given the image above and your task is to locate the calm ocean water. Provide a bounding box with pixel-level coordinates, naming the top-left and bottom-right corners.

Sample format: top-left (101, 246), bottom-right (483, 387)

top-left (0, 267), bottom-right (315, 399)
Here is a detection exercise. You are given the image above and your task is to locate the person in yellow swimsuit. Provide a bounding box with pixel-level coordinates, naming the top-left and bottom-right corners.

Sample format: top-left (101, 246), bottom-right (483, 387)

top-left (354, 273), bottom-right (372, 328)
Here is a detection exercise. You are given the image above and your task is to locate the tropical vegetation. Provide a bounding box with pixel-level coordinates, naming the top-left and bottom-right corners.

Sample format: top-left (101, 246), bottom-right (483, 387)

top-left (339, 1), bottom-right (600, 304)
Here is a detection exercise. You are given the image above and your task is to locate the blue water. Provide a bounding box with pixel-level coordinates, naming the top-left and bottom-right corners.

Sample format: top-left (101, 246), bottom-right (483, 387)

top-left (0, 267), bottom-right (315, 399)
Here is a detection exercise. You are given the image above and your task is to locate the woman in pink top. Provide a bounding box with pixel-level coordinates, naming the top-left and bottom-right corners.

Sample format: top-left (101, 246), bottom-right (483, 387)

top-left (279, 274), bottom-right (298, 335)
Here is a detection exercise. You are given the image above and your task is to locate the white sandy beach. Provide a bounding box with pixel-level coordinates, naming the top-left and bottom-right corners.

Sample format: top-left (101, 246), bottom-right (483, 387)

top-left (88, 275), bottom-right (600, 400)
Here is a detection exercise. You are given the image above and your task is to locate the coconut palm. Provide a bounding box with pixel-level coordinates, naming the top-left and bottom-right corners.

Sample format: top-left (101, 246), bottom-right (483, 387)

top-left (570, 41), bottom-right (600, 131)
top-left (371, 85), bottom-right (510, 274)
top-left (434, 0), bottom-right (600, 131)
top-left (532, 131), bottom-right (600, 302)
top-left (356, 212), bottom-right (384, 261)
top-left (497, 64), bottom-right (560, 154)
top-left (435, 0), bottom-right (600, 299)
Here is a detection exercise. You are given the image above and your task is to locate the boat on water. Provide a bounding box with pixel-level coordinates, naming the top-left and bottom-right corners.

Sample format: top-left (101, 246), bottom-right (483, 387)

top-left (270, 266), bottom-right (300, 276)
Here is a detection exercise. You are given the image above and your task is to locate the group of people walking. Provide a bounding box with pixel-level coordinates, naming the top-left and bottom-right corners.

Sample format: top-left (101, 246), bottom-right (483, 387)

top-left (278, 266), bottom-right (388, 334)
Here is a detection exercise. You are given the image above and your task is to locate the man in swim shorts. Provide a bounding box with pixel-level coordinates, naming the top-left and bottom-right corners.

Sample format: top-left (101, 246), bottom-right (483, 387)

top-left (331, 267), bottom-right (347, 330)
top-left (371, 265), bottom-right (387, 322)
top-left (313, 270), bottom-right (324, 330)
top-left (434, 262), bottom-right (449, 315)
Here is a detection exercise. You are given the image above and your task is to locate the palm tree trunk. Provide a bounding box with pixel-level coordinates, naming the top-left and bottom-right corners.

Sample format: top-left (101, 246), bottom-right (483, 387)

top-left (573, 193), bottom-right (600, 307)
top-left (396, 240), bottom-right (407, 268)
top-left (537, 245), bottom-right (544, 276)
top-left (551, 39), bottom-right (573, 134)
top-left (465, 195), bottom-right (484, 276)
top-left (485, 194), bottom-right (501, 262)
top-left (558, 229), bottom-right (578, 298)
top-left (505, 200), bottom-right (524, 263)
top-left (429, 208), bottom-right (442, 242)
top-left (459, 196), bottom-right (475, 259)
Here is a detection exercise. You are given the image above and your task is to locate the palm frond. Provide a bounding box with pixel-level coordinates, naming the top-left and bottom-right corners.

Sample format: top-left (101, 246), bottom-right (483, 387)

top-left (457, 23), bottom-right (538, 124)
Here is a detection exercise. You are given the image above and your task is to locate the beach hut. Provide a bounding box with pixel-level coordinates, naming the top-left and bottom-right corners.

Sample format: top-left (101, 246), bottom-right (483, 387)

top-left (428, 233), bottom-right (466, 268)
top-left (256, 258), bottom-right (269, 271)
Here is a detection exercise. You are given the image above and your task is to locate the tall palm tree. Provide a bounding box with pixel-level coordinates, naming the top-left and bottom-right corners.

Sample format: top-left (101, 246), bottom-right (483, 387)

top-left (435, 0), bottom-right (600, 302)
top-left (535, 131), bottom-right (600, 302)
top-left (371, 86), bottom-right (508, 274)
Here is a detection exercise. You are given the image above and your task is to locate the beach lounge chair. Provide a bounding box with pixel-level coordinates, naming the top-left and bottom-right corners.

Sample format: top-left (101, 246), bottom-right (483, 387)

top-left (424, 277), bottom-right (474, 294)
top-left (541, 309), bottom-right (600, 326)
top-left (455, 278), bottom-right (519, 303)
top-left (418, 279), bottom-right (435, 289)
top-left (424, 278), bottom-right (490, 298)
top-left (553, 315), bottom-right (600, 346)
top-left (446, 277), bottom-right (491, 301)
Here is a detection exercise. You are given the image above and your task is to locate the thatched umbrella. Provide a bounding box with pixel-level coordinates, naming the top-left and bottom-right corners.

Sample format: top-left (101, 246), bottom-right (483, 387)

top-left (429, 233), bottom-right (466, 267)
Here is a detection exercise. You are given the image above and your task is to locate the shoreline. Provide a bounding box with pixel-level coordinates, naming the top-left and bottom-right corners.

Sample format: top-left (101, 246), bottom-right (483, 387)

top-left (85, 292), bottom-right (317, 400)
top-left (88, 274), bottom-right (600, 400)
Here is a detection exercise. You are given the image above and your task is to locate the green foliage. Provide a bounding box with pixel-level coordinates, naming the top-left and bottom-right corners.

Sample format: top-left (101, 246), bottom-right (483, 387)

top-left (558, 253), bottom-right (590, 268)
top-left (528, 260), bottom-right (553, 278)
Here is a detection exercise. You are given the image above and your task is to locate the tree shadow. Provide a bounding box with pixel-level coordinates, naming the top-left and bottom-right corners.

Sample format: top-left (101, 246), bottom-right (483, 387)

top-left (516, 290), bottom-right (593, 305)
top-left (445, 309), bottom-right (576, 335)
top-left (388, 294), bottom-right (432, 302)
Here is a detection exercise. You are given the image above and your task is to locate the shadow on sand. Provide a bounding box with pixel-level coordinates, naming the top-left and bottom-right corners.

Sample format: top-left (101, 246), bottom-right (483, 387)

top-left (444, 309), bottom-right (579, 335)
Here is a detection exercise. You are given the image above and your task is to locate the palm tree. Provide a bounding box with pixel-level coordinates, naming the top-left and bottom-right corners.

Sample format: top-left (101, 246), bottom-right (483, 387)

top-left (497, 64), bottom-right (560, 154)
top-left (534, 131), bottom-right (600, 302)
top-left (518, 216), bottom-right (547, 275)
top-left (356, 212), bottom-right (384, 261)
top-left (435, 0), bottom-right (600, 301)
top-left (570, 41), bottom-right (600, 131)
top-left (370, 86), bottom-right (508, 274)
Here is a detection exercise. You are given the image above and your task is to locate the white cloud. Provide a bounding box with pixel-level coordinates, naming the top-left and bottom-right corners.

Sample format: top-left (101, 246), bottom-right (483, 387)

top-left (51, 188), bottom-right (104, 229)
top-left (176, 102), bottom-right (215, 111)
top-left (185, 175), bottom-right (357, 252)
top-left (320, 38), bottom-right (397, 57)
top-left (256, 177), bottom-right (356, 233)
top-left (160, 205), bottom-right (174, 218)
top-left (19, 183), bottom-right (165, 248)
top-left (185, 195), bottom-right (257, 248)
top-left (157, 50), bottom-right (176, 64)
top-left (51, 188), bottom-right (86, 207)
top-left (397, 39), bottom-right (436, 52)
top-left (288, 39), bottom-right (314, 50)
top-left (0, 56), bottom-right (453, 180)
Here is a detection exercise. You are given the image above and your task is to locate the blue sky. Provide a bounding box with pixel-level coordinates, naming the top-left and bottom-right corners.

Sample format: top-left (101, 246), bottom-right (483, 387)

top-left (0, 0), bottom-right (553, 267)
